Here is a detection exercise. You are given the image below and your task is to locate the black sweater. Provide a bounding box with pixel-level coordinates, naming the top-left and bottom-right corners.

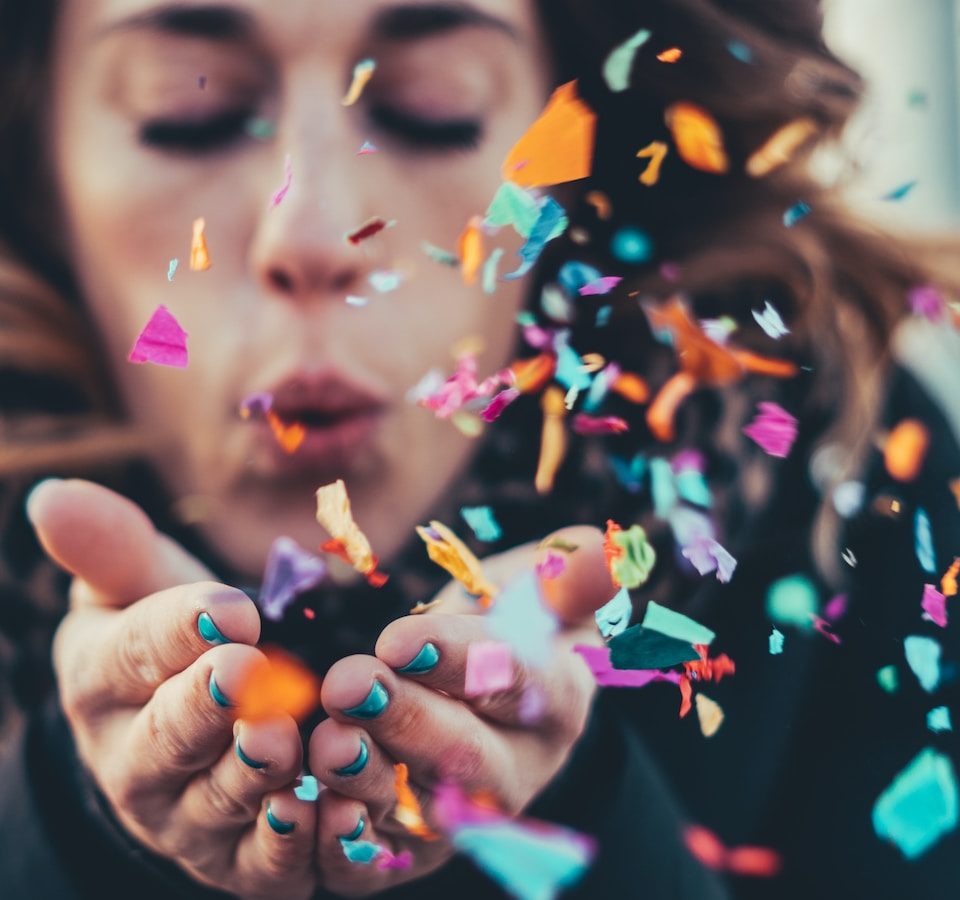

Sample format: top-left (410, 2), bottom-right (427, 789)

top-left (1, 368), bottom-right (958, 899)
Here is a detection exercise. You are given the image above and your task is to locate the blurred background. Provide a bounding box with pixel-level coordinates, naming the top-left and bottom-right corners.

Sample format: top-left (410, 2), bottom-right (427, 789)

top-left (824, 0), bottom-right (960, 230)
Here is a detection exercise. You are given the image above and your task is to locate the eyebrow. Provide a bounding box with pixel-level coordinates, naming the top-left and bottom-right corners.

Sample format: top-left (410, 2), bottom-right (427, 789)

top-left (371, 3), bottom-right (520, 43)
top-left (96, 4), bottom-right (255, 41)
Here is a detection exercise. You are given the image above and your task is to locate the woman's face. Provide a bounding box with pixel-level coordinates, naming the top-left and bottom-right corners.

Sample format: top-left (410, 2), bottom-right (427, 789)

top-left (49, 0), bottom-right (551, 580)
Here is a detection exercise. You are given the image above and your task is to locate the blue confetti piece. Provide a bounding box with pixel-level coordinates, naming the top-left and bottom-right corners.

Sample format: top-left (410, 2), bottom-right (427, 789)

top-left (727, 40), bottom-right (754, 63)
top-left (504, 197), bottom-right (568, 281)
top-left (553, 336), bottom-right (592, 392)
top-left (883, 180), bottom-right (918, 202)
top-left (610, 226), bottom-right (652, 264)
top-left (294, 775), bottom-right (320, 801)
top-left (928, 706), bottom-right (952, 734)
top-left (905, 635), bottom-right (941, 693)
top-left (608, 453), bottom-right (646, 493)
top-left (558, 261), bottom-right (602, 298)
top-left (167, 258), bottom-right (179, 282)
top-left (769, 627), bottom-right (785, 655)
top-left (460, 505), bottom-right (502, 542)
top-left (783, 201), bottom-right (811, 228)
top-left (595, 305), bottom-right (613, 327)
top-left (915, 508), bottom-right (937, 574)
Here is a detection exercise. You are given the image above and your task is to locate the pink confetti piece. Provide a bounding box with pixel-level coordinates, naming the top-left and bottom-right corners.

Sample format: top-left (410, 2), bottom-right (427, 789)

top-left (465, 641), bottom-right (515, 697)
top-left (518, 684), bottom-right (547, 725)
top-left (922, 584), bottom-right (948, 628)
top-left (128, 305), bottom-right (188, 368)
top-left (357, 140), bottom-right (379, 155)
top-left (573, 644), bottom-right (683, 689)
top-left (420, 354), bottom-right (509, 419)
top-left (269, 153), bottom-right (293, 207)
top-left (810, 614), bottom-right (842, 645)
top-left (823, 593), bottom-right (849, 622)
top-left (481, 387), bottom-right (521, 422)
top-left (572, 414), bottom-right (629, 436)
top-left (908, 285), bottom-right (946, 322)
top-left (578, 276), bottom-right (623, 296)
top-left (742, 402), bottom-right (798, 458)
top-left (536, 550), bottom-right (567, 580)
top-left (377, 849), bottom-right (413, 871)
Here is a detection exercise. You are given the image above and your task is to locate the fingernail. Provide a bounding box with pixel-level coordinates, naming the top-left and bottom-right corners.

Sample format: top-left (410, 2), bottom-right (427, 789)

top-left (208, 672), bottom-right (234, 708)
top-left (197, 612), bottom-right (231, 645)
top-left (266, 802), bottom-right (295, 835)
top-left (338, 816), bottom-right (365, 842)
top-left (342, 680), bottom-right (389, 719)
top-left (235, 737), bottom-right (266, 769)
top-left (333, 739), bottom-right (369, 777)
top-left (396, 642), bottom-right (440, 675)
top-left (25, 478), bottom-right (62, 525)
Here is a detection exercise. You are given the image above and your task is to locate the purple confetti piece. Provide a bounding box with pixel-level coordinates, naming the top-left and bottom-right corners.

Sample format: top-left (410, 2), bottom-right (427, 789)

top-left (573, 644), bottom-right (683, 689)
top-left (922, 584), bottom-right (948, 628)
top-left (743, 402), bottom-right (798, 458)
top-left (258, 536), bottom-right (327, 622)
top-left (269, 153), bottom-right (294, 208)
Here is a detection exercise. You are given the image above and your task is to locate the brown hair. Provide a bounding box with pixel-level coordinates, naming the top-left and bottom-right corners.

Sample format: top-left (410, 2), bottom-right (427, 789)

top-left (0, 0), bottom-right (957, 580)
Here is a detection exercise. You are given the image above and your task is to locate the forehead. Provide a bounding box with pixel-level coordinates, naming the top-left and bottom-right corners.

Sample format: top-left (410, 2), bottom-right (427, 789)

top-left (66, 0), bottom-right (542, 55)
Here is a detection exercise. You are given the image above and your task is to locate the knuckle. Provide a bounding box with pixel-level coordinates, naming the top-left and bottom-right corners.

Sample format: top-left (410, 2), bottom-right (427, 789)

top-left (201, 773), bottom-right (257, 824)
top-left (143, 695), bottom-right (204, 771)
top-left (440, 726), bottom-right (489, 786)
top-left (116, 625), bottom-right (165, 688)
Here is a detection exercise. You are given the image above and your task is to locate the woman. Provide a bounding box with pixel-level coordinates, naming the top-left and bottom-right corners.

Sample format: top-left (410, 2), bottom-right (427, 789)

top-left (1, 0), bottom-right (958, 897)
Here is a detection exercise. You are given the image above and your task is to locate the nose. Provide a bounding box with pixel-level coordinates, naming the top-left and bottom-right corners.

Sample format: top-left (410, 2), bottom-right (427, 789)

top-left (249, 111), bottom-right (374, 303)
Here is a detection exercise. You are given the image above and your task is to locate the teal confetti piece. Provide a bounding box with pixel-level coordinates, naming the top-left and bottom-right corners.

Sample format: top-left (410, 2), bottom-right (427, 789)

top-left (873, 748), bottom-right (958, 859)
top-left (877, 665), bottom-right (899, 694)
top-left (245, 116), bottom-right (275, 139)
top-left (603, 28), bottom-right (652, 92)
top-left (610, 624), bottom-right (700, 669)
top-left (610, 227), bottom-right (652, 264)
top-left (766, 574), bottom-right (818, 629)
top-left (783, 201), bottom-right (811, 228)
top-left (503, 197), bottom-right (568, 281)
top-left (482, 248), bottom-right (504, 295)
top-left (339, 838), bottom-right (383, 864)
top-left (915, 508), bottom-right (937, 574)
top-left (927, 706), bottom-right (952, 734)
top-left (675, 468), bottom-right (712, 508)
top-left (167, 258), bottom-right (179, 282)
top-left (769, 627), bottom-right (785, 655)
top-left (596, 305), bottom-right (613, 327)
top-left (727, 40), bottom-right (754, 63)
top-left (460, 505), bottom-right (502, 542)
top-left (294, 775), bottom-right (319, 801)
top-left (642, 599), bottom-right (715, 646)
top-left (421, 241), bottom-right (459, 267)
top-left (650, 458), bottom-right (678, 519)
top-left (484, 182), bottom-right (541, 238)
top-left (883, 180), bottom-right (918, 202)
top-left (905, 635), bottom-right (941, 693)
top-left (595, 587), bottom-right (632, 638)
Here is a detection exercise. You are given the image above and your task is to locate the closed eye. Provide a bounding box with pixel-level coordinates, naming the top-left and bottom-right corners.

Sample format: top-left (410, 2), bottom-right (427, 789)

top-left (367, 103), bottom-right (482, 152)
top-left (139, 108), bottom-right (253, 153)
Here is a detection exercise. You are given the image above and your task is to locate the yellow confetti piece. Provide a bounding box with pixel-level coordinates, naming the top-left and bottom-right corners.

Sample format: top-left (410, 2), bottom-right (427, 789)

top-left (585, 190), bottom-right (612, 220)
top-left (502, 81), bottom-right (596, 188)
top-left (636, 140), bottom-right (670, 186)
top-left (315, 479), bottom-right (377, 577)
top-left (657, 47), bottom-right (683, 63)
top-left (535, 386), bottom-right (568, 495)
top-left (342, 58), bottom-right (376, 107)
top-left (416, 520), bottom-right (498, 601)
top-left (942, 558), bottom-right (959, 598)
top-left (665, 102), bottom-right (729, 174)
top-left (451, 411), bottom-right (485, 438)
top-left (695, 692), bottom-right (725, 737)
top-left (393, 763), bottom-right (439, 840)
top-left (746, 117), bottom-right (819, 178)
top-left (190, 218), bottom-right (211, 271)
top-left (457, 215), bottom-right (484, 285)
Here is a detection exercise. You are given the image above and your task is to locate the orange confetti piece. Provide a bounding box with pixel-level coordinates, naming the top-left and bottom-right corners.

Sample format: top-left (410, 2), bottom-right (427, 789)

top-left (665, 102), bottom-right (729, 174)
top-left (393, 763), bottom-right (439, 840)
top-left (646, 371), bottom-right (697, 443)
top-left (636, 140), bottom-right (670, 186)
top-left (657, 47), bottom-right (683, 63)
top-left (729, 349), bottom-right (799, 379)
top-left (510, 354), bottom-right (557, 393)
top-left (190, 217), bottom-right (211, 271)
top-left (265, 409), bottom-right (306, 454)
top-left (535, 386), bottom-right (568, 494)
top-left (746, 117), bottom-right (819, 178)
top-left (950, 478), bottom-right (960, 510)
top-left (603, 519), bottom-right (625, 574)
top-left (585, 190), bottom-right (612, 220)
top-left (610, 372), bottom-right (650, 404)
top-left (684, 826), bottom-right (782, 877)
top-left (884, 420), bottom-right (930, 482)
top-left (316, 479), bottom-right (384, 581)
top-left (678, 673), bottom-right (693, 718)
top-left (342, 58), bottom-right (376, 107)
top-left (942, 558), bottom-right (959, 598)
top-left (457, 215), bottom-right (484, 285)
top-left (234, 647), bottom-right (322, 723)
top-left (645, 298), bottom-right (743, 384)
top-left (502, 81), bottom-right (596, 188)
top-left (415, 520), bottom-right (498, 601)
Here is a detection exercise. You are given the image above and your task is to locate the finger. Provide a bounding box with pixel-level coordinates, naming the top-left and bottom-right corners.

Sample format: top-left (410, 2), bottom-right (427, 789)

top-left (309, 719), bottom-right (398, 821)
top-left (317, 791), bottom-right (390, 895)
top-left (375, 614), bottom-right (594, 731)
top-left (535, 525), bottom-right (618, 625)
top-left (320, 656), bottom-right (513, 803)
top-left (234, 788), bottom-right (317, 900)
top-left (26, 477), bottom-right (212, 608)
top-left (54, 581), bottom-right (260, 715)
top-left (109, 644), bottom-right (268, 812)
top-left (176, 715), bottom-right (303, 834)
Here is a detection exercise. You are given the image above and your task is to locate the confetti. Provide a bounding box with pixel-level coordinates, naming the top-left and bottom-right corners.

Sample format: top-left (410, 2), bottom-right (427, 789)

top-left (486, 570), bottom-right (559, 668)
top-left (682, 538), bottom-right (738, 583)
top-left (657, 47), bottom-right (683, 63)
top-left (883, 180), bottom-right (918, 202)
top-left (594, 587), bottom-right (632, 638)
top-left (683, 826), bottom-right (781, 877)
top-left (315, 479), bottom-right (386, 585)
top-left (752, 301), bottom-right (790, 339)
top-left (727, 40), bottom-right (754, 63)
top-left (766, 574), bottom-right (818, 629)
top-left (458, 215), bottom-right (484, 285)
top-left (585, 190), bottom-right (612, 219)
top-left (128, 305), bottom-right (189, 368)
top-left (482, 248), bottom-right (504, 294)
top-left (884, 419), bottom-right (930, 482)
top-left (345, 294), bottom-right (369, 307)
top-left (340, 839), bottom-right (383, 864)
top-left (460, 505), bottom-right (502, 542)
top-left (769, 627), bottom-right (785, 655)
top-left (746, 118), bottom-right (818, 178)
top-left (190, 217), bottom-right (211, 270)
top-left (342, 58), bottom-right (376, 106)
top-left (258, 536), bottom-right (327, 621)
top-left (393, 763), bottom-right (439, 840)
top-left (943, 559), bottom-right (959, 597)
top-left (602, 28), bottom-right (651, 92)
top-left (422, 241), bottom-right (459, 267)
top-left (535, 386), bottom-right (568, 494)
top-left (695, 692), bottom-right (724, 737)
top-left (465, 640), bottom-right (515, 697)
top-left (269, 153), bottom-right (293, 207)
top-left (908, 285), bottom-right (946, 321)
top-left (877, 665), bottom-right (899, 693)
top-left (503, 197), bottom-right (569, 280)
top-left (166, 258), bottom-right (178, 282)
top-left (234, 646), bottom-right (322, 723)
top-left (604, 520), bottom-right (657, 589)
top-left (783, 201), bottom-right (811, 228)
top-left (574, 644), bottom-right (683, 689)
top-left (369, 270), bottom-right (403, 293)
top-left (294, 775), bottom-right (320, 802)
top-left (915, 509), bottom-right (937, 574)
top-left (265, 409), bottom-right (306, 453)
top-left (420, 352), bottom-right (507, 419)
top-left (873, 748), bottom-right (958, 859)
top-left (611, 226), bottom-right (653, 263)
top-left (636, 140), bottom-right (670, 186)
top-left (536, 550), bottom-right (567, 581)
top-left (665, 102), bottom-right (729, 174)
top-left (578, 276), bottom-right (622, 296)
top-left (572, 414), bottom-right (629, 436)
top-left (485, 182), bottom-right (542, 237)
top-left (905, 636), bottom-right (941, 693)
top-left (357, 139), bottom-right (379, 155)
top-left (378, 849), bottom-right (414, 871)
top-left (743, 402), bottom-right (798, 458)
top-left (502, 81), bottom-right (596, 188)
top-left (346, 216), bottom-right (394, 245)
top-left (416, 520), bottom-right (498, 602)
top-left (928, 707), bottom-right (952, 734)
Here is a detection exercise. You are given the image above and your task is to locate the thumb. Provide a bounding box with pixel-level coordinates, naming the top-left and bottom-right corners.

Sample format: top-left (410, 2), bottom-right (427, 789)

top-left (536, 525), bottom-right (618, 627)
top-left (26, 478), bottom-right (214, 608)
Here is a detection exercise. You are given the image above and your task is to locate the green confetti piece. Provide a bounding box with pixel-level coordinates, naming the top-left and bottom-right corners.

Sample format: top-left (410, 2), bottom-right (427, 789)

top-left (641, 599), bottom-right (715, 646)
top-left (609, 625), bottom-right (701, 670)
top-left (485, 182), bottom-right (541, 238)
top-left (610, 525), bottom-right (657, 589)
top-left (877, 665), bottom-right (899, 693)
top-left (482, 248), bottom-right (504, 295)
top-left (766, 574), bottom-right (819, 629)
top-left (603, 28), bottom-right (652, 93)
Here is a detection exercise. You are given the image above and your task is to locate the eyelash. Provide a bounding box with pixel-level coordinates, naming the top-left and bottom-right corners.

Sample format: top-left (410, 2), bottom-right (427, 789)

top-left (139, 105), bottom-right (483, 154)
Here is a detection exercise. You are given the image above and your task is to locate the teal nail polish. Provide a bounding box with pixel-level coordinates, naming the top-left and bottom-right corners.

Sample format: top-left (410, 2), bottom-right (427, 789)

top-left (342, 680), bottom-right (389, 719)
top-left (266, 803), bottom-right (295, 835)
top-left (338, 816), bottom-right (365, 842)
top-left (198, 612), bottom-right (231, 645)
top-left (396, 642), bottom-right (440, 675)
top-left (208, 672), bottom-right (233, 708)
top-left (333, 739), bottom-right (369, 777)
top-left (235, 738), bottom-right (266, 769)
